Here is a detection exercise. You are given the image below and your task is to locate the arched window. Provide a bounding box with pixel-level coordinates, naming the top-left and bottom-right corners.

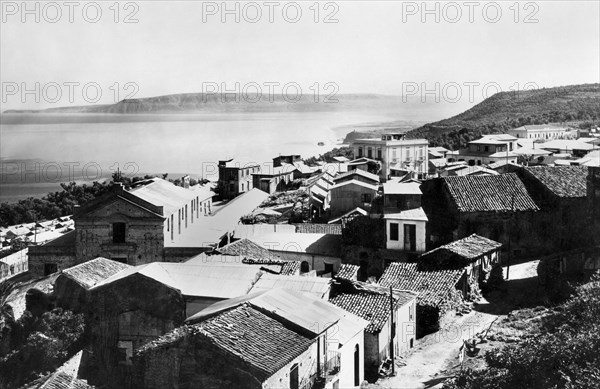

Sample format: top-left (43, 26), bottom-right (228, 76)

top-left (300, 261), bottom-right (310, 273)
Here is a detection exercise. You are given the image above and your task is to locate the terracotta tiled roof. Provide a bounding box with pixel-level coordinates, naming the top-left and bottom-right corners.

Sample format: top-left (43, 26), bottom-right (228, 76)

top-left (378, 262), bottom-right (464, 307)
top-left (218, 238), bottom-right (281, 261)
top-left (61, 257), bottom-right (131, 289)
top-left (420, 234), bottom-right (502, 264)
top-left (336, 264), bottom-right (359, 280)
top-left (523, 166), bottom-right (588, 198)
top-left (280, 261), bottom-right (301, 275)
top-left (443, 173), bottom-right (539, 212)
top-left (22, 372), bottom-right (94, 389)
top-left (294, 223), bottom-right (342, 235)
top-left (329, 279), bottom-right (416, 334)
top-left (197, 305), bottom-right (313, 379)
top-left (334, 169), bottom-right (380, 184)
top-left (141, 304), bottom-right (314, 381)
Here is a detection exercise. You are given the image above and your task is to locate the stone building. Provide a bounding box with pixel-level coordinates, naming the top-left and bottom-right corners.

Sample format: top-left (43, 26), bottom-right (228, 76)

top-left (54, 257), bottom-right (130, 313)
top-left (379, 234), bottom-right (502, 336)
top-left (88, 269), bottom-right (186, 388)
top-left (517, 166), bottom-right (591, 253)
top-left (29, 180), bottom-right (268, 277)
top-left (329, 278), bottom-right (417, 380)
top-left (588, 166), bottom-right (600, 245)
top-left (217, 159), bottom-right (261, 199)
top-left (134, 289), bottom-right (368, 389)
top-left (420, 173), bottom-right (539, 258)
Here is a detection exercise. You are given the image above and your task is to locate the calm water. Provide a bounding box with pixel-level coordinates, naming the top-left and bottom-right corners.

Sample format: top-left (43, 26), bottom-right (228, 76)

top-left (0, 111), bottom-right (402, 202)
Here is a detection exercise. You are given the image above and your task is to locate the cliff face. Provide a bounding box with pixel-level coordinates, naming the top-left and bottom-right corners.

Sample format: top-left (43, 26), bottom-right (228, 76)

top-left (6, 93), bottom-right (431, 114)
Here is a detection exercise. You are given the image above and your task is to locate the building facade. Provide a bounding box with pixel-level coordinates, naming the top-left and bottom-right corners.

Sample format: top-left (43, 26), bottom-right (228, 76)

top-left (218, 159), bottom-right (261, 199)
top-left (352, 134), bottom-right (429, 181)
top-left (507, 124), bottom-right (576, 140)
top-left (446, 135), bottom-right (519, 166)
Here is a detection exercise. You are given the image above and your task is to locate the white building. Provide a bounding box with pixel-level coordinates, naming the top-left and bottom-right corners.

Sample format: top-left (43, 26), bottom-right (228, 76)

top-left (447, 134), bottom-right (519, 166)
top-left (384, 207), bottom-right (428, 253)
top-left (352, 134), bottom-right (429, 181)
top-left (507, 124), bottom-right (577, 140)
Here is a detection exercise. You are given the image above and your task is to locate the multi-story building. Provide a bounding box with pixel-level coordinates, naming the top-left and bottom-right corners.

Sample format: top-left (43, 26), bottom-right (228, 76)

top-left (447, 134), bottom-right (519, 166)
top-left (217, 159), bottom-right (261, 199)
top-left (351, 134), bottom-right (429, 181)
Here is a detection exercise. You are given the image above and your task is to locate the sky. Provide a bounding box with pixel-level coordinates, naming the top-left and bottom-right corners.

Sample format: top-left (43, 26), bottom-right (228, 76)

top-left (1, 0), bottom-right (599, 110)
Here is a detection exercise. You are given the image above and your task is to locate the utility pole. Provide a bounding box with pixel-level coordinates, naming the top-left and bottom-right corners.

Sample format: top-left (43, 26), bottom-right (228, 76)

top-left (390, 286), bottom-right (395, 376)
top-left (506, 190), bottom-right (517, 280)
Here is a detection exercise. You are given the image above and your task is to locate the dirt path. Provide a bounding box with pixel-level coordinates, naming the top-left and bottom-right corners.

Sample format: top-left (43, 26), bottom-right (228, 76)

top-left (374, 306), bottom-right (497, 389)
top-left (371, 261), bottom-right (540, 389)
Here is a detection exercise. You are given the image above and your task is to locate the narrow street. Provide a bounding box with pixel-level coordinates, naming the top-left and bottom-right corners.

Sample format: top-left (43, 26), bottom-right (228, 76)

top-left (371, 261), bottom-right (540, 389)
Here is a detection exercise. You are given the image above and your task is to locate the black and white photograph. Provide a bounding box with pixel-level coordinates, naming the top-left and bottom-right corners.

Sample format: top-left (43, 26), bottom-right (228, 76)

top-left (1, 1), bottom-right (599, 388)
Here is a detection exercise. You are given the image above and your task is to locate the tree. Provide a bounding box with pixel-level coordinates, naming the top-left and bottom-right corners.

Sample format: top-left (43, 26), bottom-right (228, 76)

top-left (443, 273), bottom-right (600, 389)
top-left (0, 308), bottom-right (85, 388)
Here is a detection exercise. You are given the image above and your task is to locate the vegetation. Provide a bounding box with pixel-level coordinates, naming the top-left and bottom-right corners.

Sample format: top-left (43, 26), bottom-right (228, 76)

top-left (406, 84), bottom-right (600, 149)
top-left (0, 172), bottom-right (209, 227)
top-left (303, 146), bottom-right (353, 165)
top-left (443, 272), bottom-right (600, 389)
top-left (0, 181), bottom-right (111, 227)
top-left (0, 306), bottom-right (85, 388)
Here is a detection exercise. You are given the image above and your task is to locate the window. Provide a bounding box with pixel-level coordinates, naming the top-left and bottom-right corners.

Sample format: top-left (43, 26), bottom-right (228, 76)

top-left (44, 263), bottom-right (58, 276)
top-left (241, 183), bottom-right (244, 191)
top-left (361, 193), bottom-right (372, 204)
top-left (300, 261), bottom-right (310, 273)
top-left (484, 146), bottom-right (489, 152)
top-left (367, 148), bottom-right (372, 158)
top-left (477, 160), bottom-right (482, 166)
top-left (290, 363), bottom-right (299, 389)
top-left (377, 149), bottom-right (382, 159)
top-left (229, 183), bottom-right (234, 192)
top-left (324, 263), bottom-right (334, 275)
top-left (117, 341), bottom-right (133, 365)
top-left (390, 223), bottom-right (399, 241)
top-left (477, 145), bottom-right (481, 151)
top-left (358, 147), bottom-right (363, 157)
top-left (112, 223), bottom-right (126, 243)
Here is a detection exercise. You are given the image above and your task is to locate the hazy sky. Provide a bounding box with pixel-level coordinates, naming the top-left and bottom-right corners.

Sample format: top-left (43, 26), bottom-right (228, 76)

top-left (1, 0), bottom-right (599, 109)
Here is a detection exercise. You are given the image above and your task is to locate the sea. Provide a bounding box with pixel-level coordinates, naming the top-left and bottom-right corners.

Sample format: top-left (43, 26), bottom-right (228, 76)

top-left (0, 111), bottom-right (410, 203)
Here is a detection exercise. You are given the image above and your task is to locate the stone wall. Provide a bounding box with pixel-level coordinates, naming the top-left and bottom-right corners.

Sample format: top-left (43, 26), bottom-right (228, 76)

top-left (75, 196), bottom-right (165, 266)
top-left (89, 273), bottom-right (185, 388)
top-left (134, 331), bottom-right (318, 389)
top-left (28, 246), bottom-right (76, 277)
top-left (262, 343), bottom-right (318, 389)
